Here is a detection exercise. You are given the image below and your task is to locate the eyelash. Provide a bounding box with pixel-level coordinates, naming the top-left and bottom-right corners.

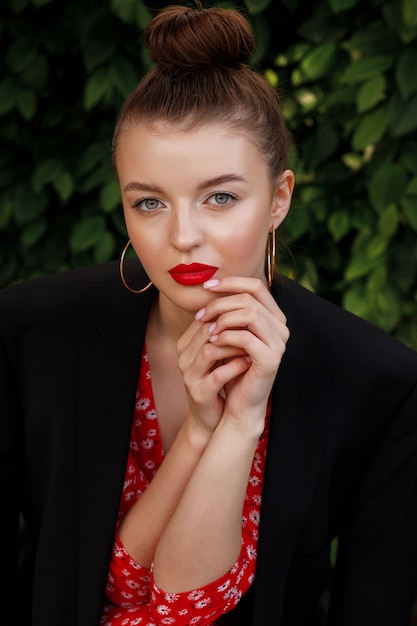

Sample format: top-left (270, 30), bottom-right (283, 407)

top-left (132, 197), bottom-right (164, 213)
top-left (206, 192), bottom-right (237, 207)
top-left (131, 191), bottom-right (238, 213)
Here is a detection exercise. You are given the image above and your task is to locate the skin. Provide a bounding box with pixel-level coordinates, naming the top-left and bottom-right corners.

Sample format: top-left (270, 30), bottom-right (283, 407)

top-left (114, 121), bottom-right (295, 592)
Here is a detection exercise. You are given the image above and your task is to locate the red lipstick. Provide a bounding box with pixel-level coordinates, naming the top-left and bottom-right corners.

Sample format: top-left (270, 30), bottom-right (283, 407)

top-left (168, 263), bottom-right (218, 286)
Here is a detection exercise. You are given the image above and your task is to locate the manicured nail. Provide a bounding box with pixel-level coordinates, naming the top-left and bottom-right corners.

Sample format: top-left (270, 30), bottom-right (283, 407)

top-left (195, 308), bottom-right (205, 320)
top-left (209, 334), bottom-right (219, 342)
top-left (203, 279), bottom-right (220, 289)
top-left (245, 355), bottom-right (252, 363)
top-left (208, 322), bottom-right (216, 335)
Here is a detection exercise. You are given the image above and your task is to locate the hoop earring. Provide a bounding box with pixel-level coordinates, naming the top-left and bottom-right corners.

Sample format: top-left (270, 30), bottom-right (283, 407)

top-left (119, 240), bottom-right (153, 294)
top-left (266, 228), bottom-right (276, 289)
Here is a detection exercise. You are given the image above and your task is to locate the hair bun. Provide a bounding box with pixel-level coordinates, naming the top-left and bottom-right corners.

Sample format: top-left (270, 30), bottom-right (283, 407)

top-left (145, 5), bottom-right (255, 69)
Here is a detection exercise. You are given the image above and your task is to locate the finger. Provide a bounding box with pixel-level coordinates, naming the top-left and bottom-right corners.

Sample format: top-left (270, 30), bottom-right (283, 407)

top-left (199, 282), bottom-right (287, 326)
top-left (209, 328), bottom-right (288, 373)
top-left (207, 305), bottom-right (287, 346)
top-left (203, 276), bottom-right (284, 318)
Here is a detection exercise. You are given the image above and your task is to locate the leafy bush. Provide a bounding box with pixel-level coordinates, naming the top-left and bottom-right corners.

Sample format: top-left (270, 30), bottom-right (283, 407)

top-left (0, 0), bottom-right (416, 349)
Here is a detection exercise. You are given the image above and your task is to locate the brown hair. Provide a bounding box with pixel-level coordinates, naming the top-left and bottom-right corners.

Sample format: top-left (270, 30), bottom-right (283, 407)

top-left (112, 3), bottom-right (291, 181)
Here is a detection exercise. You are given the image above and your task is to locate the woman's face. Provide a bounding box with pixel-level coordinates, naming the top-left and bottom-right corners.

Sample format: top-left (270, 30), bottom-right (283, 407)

top-left (116, 122), bottom-right (294, 316)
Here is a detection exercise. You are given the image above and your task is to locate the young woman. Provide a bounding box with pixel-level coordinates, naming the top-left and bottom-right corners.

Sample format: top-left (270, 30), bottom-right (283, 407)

top-left (1, 4), bottom-right (417, 626)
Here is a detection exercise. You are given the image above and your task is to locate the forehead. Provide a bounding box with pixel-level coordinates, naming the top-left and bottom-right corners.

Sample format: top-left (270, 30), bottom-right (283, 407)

top-left (115, 121), bottom-right (266, 180)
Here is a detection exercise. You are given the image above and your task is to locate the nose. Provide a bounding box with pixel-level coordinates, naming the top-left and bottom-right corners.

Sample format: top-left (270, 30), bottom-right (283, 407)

top-left (169, 204), bottom-right (204, 251)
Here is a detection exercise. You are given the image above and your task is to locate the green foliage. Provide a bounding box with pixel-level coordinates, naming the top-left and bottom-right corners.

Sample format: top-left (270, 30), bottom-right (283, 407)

top-left (0, 0), bottom-right (416, 349)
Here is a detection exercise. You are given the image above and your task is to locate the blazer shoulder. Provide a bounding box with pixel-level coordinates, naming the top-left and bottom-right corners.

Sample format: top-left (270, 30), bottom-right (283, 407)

top-left (0, 261), bottom-right (150, 338)
top-left (277, 277), bottom-right (417, 375)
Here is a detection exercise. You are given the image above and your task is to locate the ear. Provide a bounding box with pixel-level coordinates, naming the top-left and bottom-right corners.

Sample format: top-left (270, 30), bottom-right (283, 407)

top-left (270, 169), bottom-right (295, 229)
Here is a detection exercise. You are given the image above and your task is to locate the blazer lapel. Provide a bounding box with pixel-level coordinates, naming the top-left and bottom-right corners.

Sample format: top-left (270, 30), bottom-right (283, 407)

top-left (76, 286), bottom-right (155, 626)
top-left (252, 281), bottom-right (336, 624)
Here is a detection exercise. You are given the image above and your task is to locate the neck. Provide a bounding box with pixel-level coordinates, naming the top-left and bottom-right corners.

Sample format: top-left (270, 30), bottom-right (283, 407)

top-left (147, 293), bottom-right (195, 346)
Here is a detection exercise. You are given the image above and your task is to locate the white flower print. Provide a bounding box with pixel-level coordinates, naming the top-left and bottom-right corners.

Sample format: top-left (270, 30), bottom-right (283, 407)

top-left (156, 605), bottom-right (171, 616)
top-left (141, 438), bottom-right (155, 450)
top-left (136, 397), bottom-right (151, 411)
top-left (147, 428), bottom-right (157, 437)
top-left (187, 590), bottom-right (205, 601)
top-left (164, 592), bottom-right (180, 603)
top-left (195, 597), bottom-right (211, 609)
top-left (247, 544), bottom-right (257, 560)
top-left (249, 509), bottom-right (260, 526)
top-left (217, 579), bottom-right (231, 592)
top-left (146, 409), bottom-right (157, 420)
top-left (248, 475), bottom-right (261, 486)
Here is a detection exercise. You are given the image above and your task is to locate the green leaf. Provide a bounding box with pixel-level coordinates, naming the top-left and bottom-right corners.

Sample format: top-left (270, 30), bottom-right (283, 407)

top-left (327, 0), bottom-right (357, 13)
top-left (6, 37), bottom-right (37, 73)
top-left (287, 204), bottom-right (311, 239)
top-left (396, 48), bottom-right (417, 98)
top-left (84, 41), bottom-right (116, 72)
top-left (345, 253), bottom-right (382, 280)
top-left (244, 0), bottom-right (272, 15)
top-left (352, 106), bottom-right (387, 151)
top-left (343, 284), bottom-right (370, 317)
top-left (0, 199), bottom-right (13, 229)
top-left (368, 164), bottom-right (408, 212)
top-left (83, 67), bottom-right (110, 110)
top-left (20, 54), bottom-right (49, 90)
top-left (401, 196), bottom-right (417, 231)
top-left (94, 230), bottom-right (116, 264)
top-left (13, 185), bottom-right (47, 225)
top-left (20, 218), bottom-right (47, 248)
top-left (53, 173), bottom-right (74, 203)
top-left (405, 176), bottom-right (417, 194)
top-left (136, 1), bottom-right (152, 29)
top-left (328, 210), bottom-right (350, 241)
top-left (341, 55), bottom-right (393, 84)
top-left (17, 88), bottom-right (37, 120)
top-left (357, 75), bottom-right (386, 113)
top-left (307, 122), bottom-right (339, 167)
top-left (387, 93), bottom-right (417, 137)
top-left (70, 216), bottom-right (106, 252)
top-left (367, 233), bottom-right (388, 258)
top-left (31, 158), bottom-right (64, 192)
top-left (402, 0), bottom-right (417, 29)
top-left (100, 179), bottom-right (121, 213)
top-left (10, 0), bottom-right (29, 11)
top-left (0, 77), bottom-right (18, 115)
top-left (296, 41), bottom-right (338, 84)
top-left (378, 204), bottom-right (398, 237)
top-left (32, 0), bottom-right (54, 6)
top-left (110, 56), bottom-right (139, 97)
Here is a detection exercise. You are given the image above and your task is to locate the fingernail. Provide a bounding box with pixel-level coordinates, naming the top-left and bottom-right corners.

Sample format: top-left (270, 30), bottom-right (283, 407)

top-left (245, 355), bottom-right (252, 363)
top-left (195, 308), bottom-right (205, 321)
top-left (203, 279), bottom-right (220, 289)
top-left (209, 334), bottom-right (219, 342)
top-left (208, 322), bottom-right (216, 335)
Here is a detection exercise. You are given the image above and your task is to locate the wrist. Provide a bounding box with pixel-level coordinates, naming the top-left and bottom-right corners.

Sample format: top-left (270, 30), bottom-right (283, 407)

top-left (182, 414), bottom-right (213, 451)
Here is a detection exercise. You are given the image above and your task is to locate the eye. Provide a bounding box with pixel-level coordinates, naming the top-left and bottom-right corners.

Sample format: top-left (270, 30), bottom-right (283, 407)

top-left (133, 197), bottom-right (164, 212)
top-left (206, 192), bottom-right (236, 207)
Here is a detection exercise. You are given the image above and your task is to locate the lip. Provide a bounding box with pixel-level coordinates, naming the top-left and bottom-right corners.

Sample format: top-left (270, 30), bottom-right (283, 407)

top-left (168, 263), bottom-right (218, 286)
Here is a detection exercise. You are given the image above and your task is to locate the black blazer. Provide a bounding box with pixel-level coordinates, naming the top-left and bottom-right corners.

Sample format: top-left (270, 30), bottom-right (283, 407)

top-left (1, 260), bottom-right (417, 626)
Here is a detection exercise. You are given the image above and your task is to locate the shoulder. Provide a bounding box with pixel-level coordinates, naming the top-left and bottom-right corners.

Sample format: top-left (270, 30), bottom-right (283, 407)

top-left (0, 260), bottom-right (151, 338)
top-left (276, 277), bottom-right (417, 378)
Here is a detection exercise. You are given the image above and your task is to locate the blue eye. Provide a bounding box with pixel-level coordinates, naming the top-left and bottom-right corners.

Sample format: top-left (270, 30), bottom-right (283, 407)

top-left (134, 198), bottom-right (163, 211)
top-left (208, 192), bottom-right (236, 206)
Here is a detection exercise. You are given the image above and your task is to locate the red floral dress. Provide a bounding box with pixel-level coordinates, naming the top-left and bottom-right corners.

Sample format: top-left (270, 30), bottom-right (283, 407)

top-left (101, 347), bottom-right (269, 626)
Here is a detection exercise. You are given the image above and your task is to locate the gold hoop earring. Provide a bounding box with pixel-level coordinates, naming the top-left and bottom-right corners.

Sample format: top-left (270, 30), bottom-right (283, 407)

top-left (266, 228), bottom-right (276, 289)
top-left (119, 240), bottom-right (153, 294)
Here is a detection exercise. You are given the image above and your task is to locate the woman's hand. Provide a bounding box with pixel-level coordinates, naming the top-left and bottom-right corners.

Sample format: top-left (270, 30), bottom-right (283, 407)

top-left (178, 276), bottom-right (289, 438)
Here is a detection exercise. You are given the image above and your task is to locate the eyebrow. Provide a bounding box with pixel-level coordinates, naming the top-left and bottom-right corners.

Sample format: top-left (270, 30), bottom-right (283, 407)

top-left (122, 173), bottom-right (247, 194)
